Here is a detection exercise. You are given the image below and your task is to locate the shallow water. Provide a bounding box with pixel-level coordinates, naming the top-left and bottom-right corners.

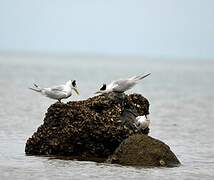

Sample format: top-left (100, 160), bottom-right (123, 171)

top-left (0, 54), bottom-right (214, 180)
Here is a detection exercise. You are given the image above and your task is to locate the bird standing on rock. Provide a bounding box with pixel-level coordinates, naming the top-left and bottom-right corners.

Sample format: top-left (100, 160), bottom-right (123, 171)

top-left (29, 80), bottom-right (79, 103)
top-left (95, 73), bottom-right (151, 94)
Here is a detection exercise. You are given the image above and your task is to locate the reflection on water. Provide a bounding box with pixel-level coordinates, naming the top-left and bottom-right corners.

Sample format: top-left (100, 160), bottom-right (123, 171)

top-left (0, 54), bottom-right (214, 180)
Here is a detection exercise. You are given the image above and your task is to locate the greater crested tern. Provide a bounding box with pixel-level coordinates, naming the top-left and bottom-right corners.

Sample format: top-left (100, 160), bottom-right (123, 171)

top-left (29, 80), bottom-right (79, 102)
top-left (95, 73), bottom-right (151, 94)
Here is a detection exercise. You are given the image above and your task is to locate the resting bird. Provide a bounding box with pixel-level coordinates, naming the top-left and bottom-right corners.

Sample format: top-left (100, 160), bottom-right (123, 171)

top-left (95, 73), bottom-right (151, 94)
top-left (126, 109), bottom-right (151, 130)
top-left (29, 80), bottom-right (79, 102)
top-left (135, 115), bottom-right (150, 130)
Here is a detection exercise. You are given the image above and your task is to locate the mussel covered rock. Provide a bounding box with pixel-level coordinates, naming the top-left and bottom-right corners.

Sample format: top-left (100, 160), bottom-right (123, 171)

top-left (25, 93), bottom-right (150, 158)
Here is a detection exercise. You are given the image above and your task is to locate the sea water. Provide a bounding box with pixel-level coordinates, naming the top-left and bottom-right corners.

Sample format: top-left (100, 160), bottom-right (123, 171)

top-left (0, 54), bottom-right (213, 180)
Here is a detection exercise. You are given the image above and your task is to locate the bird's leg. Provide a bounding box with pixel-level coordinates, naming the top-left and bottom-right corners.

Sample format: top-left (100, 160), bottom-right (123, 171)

top-left (58, 99), bottom-right (61, 103)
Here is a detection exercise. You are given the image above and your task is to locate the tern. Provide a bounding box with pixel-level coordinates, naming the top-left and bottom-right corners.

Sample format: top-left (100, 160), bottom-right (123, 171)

top-left (95, 73), bottom-right (151, 94)
top-left (135, 115), bottom-right (150, 130)
top-left (29, 80), bottom-right (79, 103)
top-left (126, 110), bottom-right (150, 130)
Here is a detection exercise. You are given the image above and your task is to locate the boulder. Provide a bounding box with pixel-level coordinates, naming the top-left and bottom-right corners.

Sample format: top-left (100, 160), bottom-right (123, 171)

top-left (25, 93), bottom-right (150, 159)
top-left (107, 134), bottom-right (181, 167)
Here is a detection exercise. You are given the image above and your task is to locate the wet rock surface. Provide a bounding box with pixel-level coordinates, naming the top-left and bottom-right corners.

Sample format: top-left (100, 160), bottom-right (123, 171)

top-left (25, 93), bottom-right (150, 158)
top-left (107, 134), bottom-right (181, 167)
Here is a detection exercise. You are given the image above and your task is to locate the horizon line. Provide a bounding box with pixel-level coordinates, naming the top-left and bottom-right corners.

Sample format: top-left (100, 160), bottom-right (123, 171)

top-left (0, 50), bottom-right (213, 62)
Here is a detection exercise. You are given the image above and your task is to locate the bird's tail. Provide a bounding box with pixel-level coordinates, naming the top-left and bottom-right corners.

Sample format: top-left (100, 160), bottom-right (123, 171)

top-left (130, 73), bottom-right (151, 81)
top-left (29, 83), bottom-right (42, 92)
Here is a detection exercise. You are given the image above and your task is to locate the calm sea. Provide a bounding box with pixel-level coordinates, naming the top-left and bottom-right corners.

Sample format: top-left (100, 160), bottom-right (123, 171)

top-left (0, 54), bottom-right (213, 180)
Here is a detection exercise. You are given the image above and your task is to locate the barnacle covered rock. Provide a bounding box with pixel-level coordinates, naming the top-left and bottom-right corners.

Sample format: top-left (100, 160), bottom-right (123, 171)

top-left (25, 92), bottom-right (149, 158)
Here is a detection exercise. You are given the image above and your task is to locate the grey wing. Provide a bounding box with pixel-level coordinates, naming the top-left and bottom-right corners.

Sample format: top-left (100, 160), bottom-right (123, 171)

top-left (112, 79), bottom-right (136, 92)
top-left (42, 85), bottom-right (66, 99)
top-left (50, 85), bottom-right (65, 92)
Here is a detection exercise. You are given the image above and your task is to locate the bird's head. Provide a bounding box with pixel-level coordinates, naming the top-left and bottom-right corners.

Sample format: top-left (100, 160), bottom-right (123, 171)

top-left (67, 80), bottom-right (79, 95)
top-left (95, 84), bottom-right (107, 94)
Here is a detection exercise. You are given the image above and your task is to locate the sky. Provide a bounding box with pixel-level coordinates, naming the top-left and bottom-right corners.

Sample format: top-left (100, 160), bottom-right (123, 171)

top-left (0, 0), bottom-right (213, 59)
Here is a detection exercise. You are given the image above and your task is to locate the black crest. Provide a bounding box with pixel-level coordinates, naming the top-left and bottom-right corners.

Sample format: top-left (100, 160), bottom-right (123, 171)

top-left (72, 80), bottom-right (76, 87)
top-left (100, 84), bottom-right (106, 91)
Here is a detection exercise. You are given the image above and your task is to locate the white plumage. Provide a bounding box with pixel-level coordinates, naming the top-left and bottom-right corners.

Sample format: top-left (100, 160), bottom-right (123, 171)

top-left (96, 73), bottom-right (151, 94)
top-left (135, 115), bottom-right (150, 130)
top-left (29, 80), bottom-right (79, 102)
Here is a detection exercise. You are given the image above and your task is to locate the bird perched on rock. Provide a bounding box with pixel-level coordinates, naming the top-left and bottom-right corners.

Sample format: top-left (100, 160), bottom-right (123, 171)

top-left (126, 109), bottom-right (151, 130)
top-left (135, 115), bottom-right (150, 130)
top-left (29, 80), bottom-right (79, 103)
top-left (95, 73), bottom-right (151, 94)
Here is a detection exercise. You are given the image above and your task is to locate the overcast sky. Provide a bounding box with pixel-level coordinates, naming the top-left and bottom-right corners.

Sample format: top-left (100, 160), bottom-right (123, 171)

top-left (0, 0), bottom-right (213, 59)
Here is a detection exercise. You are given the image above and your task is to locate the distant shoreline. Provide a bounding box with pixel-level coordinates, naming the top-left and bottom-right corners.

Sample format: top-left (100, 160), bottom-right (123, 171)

top-left (0, 51), bottom-right (212, 62)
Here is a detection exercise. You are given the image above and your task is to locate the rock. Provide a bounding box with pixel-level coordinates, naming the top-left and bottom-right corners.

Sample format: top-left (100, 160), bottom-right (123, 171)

top-left (107, 134), bottom-right (181, 167)
top-left (25, 92), bottom-right (150, 159)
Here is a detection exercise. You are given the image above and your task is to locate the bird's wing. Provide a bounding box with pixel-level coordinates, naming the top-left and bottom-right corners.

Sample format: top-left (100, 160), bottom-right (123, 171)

top-left (50, 85), bottom-right (65, 92)
top-left (136, 116), bottom-right (142, 121)
top-left (106, 81), bottom-right (118, 90)
top-left (135, 116), bottom-right (142, 125)
top-left (114, 79), bottom-right (128, 85)
top-left (128, 76), bottom-right (139, 80)
top-left (113, 79), bottom-right (135, 92)
top-left (129, 74), bottom-right (151, 82)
